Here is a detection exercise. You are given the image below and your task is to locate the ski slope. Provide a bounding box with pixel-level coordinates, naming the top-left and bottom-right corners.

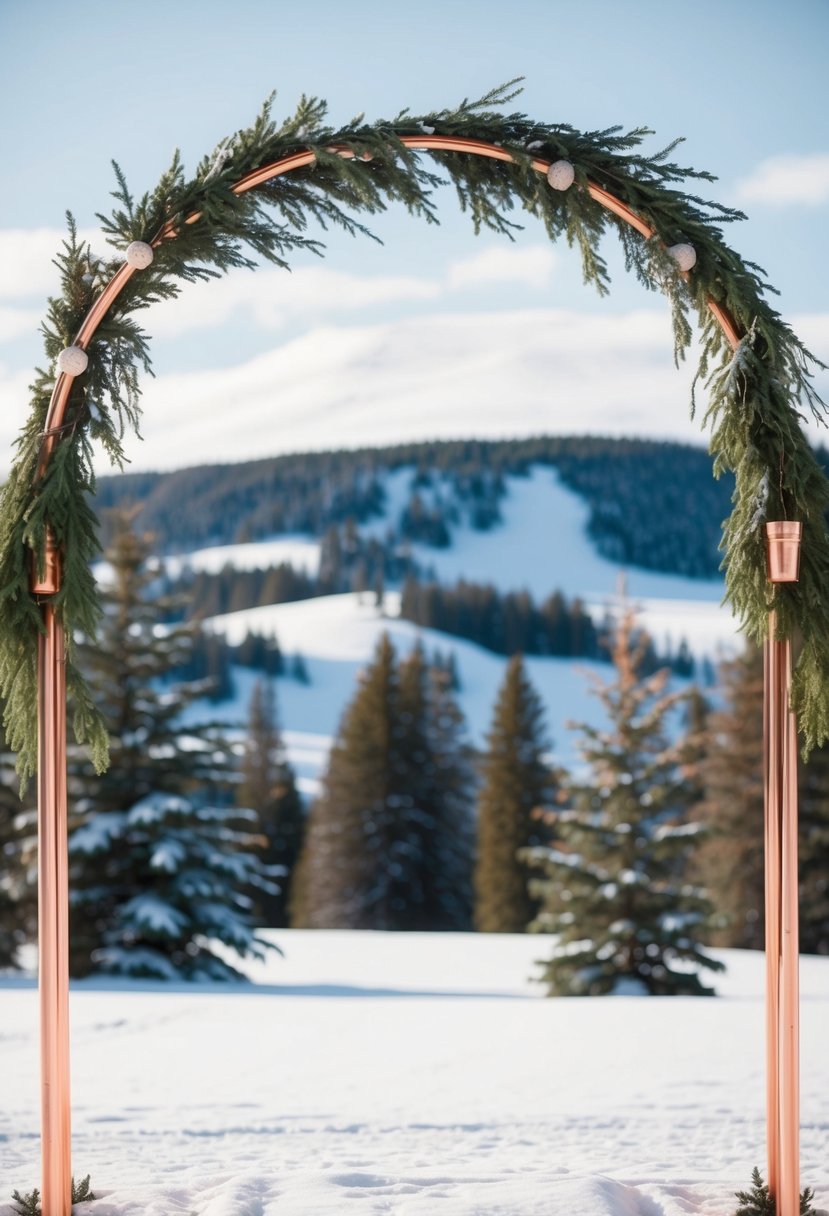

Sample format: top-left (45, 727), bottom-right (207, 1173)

top-left (2, 933), bottom-right (828, 1216)
top-left (187, 591), bottom-right (615, 784)
top-left (172, 465), bottom-right (739, 787)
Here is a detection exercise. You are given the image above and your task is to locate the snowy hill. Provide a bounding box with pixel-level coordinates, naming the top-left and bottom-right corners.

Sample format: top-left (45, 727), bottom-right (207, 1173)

top-left (166, 465), bottom-right (740, 787)
top-left (2, 932), bottom-right (828, 1215)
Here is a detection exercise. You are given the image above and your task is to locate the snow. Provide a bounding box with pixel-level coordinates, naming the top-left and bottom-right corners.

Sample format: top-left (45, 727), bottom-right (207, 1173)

top-left (162, 535), bottom-right (321, 580)
top-left (184, 592), bottom-right (615, 776)
top-left (1, 932), bottom-right (828, 1215)
top-left (94, 535), bottom-right (321, 587)
top-left (395, 467), bottom-right (737, 657)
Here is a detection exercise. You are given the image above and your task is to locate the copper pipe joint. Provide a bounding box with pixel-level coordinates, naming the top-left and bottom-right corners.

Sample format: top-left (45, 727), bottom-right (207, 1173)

top-left (30, 528), bottom-right (63, 596)
top-left (766, 521), bottom-right (802, 584)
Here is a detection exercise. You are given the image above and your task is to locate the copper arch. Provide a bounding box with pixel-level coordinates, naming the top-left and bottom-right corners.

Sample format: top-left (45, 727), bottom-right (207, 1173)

top-left (36, 135), bottom-right (742, 479)
top-left (30, 135), bottom-right (799, 1216)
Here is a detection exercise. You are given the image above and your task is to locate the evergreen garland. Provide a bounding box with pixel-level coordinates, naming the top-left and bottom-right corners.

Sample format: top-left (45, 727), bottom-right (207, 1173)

top-left (732, 1167), bottom-right (816, 1215)
top-left (2, 78), bottom-right (828, 782)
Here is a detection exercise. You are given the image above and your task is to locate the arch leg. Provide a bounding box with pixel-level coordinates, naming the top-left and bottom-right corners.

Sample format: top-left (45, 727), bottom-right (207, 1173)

top-left (37, 605), bottom-right (72, 1216)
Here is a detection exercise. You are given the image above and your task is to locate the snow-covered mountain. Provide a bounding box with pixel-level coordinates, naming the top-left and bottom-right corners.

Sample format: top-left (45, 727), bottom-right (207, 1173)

top-left (167, 463), bottom-right (740, 790)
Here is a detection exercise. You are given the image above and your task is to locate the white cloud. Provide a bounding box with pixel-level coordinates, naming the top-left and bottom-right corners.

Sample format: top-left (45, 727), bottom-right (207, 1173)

top-left (144, 264), bottom-right (442, 339)
top-left (736, 154), bottom-right (829, 206)
top-left (0, 306), bottom-right (42, 343)
top-left (0, 235), bottom-right (559, 348)
top-left (447, 245), bottom-right (556, 291)
top-left (0, 226), bottom-right (101, 300)
top-left (0, 308), bottom-right (702, 476)
top-left (4, 305), bottom-right (828, 479)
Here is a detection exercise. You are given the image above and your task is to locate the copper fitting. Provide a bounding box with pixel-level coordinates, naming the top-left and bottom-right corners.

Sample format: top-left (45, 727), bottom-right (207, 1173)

top-left (766, 522), bottom-right (802, 584)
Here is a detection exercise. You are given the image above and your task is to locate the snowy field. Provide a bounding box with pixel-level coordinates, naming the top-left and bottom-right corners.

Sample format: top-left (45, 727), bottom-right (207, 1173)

top-left (2, 933), bottom-right (828, 1216)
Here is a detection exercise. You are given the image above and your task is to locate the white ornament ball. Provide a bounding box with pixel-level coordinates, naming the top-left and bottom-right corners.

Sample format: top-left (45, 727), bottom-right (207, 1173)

top-left (57, 345), bottom-right (89, 377)
top-left (668, 242), bottom-right (697, 272)
top-left (125, 240), bottom-right (154, 270)
top-left (546, 159), bottom-right (575, 191)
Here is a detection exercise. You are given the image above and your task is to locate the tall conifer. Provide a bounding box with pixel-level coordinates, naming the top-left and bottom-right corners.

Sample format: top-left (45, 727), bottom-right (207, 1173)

top-left (526, 606), bottom-right (722, 995)
top-left (69, 511), bottom-right (275, 979)
top-left (291, 633), bottom-right (410, 928)
top-left (695, 644), bottom-right (765, 950)
top-left (0, 736), bottom-right (34, 969)
top-left (474, 655), bottom-right (554, 933)
top-left (238, 679), bottom-right (304, 928)
top-left (398, 646), bottom-right (474, 930)
top-left (292, 634), bottom-right (475, 929)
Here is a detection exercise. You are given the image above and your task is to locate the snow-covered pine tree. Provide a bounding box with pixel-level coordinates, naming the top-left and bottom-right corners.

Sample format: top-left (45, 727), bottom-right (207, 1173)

top-left (238, 678), bottom-right (304, 928)
top-left (398, 644), bottom-right (474, 930)
top-left (474, 654), bottom-right (554, 933)
top-left (695, 643), bottom-right (765, 950)
top-left (69, 511), bottom-right (277, 980)
top-left (526, 604), bottom-right (723, 995)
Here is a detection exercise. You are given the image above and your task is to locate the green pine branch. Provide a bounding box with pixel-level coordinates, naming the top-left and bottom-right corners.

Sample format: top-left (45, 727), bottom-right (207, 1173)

top-left (733, 1167), bottom-right (816, 1215)
top-left (10, 1174), bottom-right (96, 1214)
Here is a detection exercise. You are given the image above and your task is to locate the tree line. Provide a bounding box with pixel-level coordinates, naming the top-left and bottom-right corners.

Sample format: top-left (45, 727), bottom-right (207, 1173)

top-left (94, 435), bottom-right (745, 581)
top-left (3, 514), bottom-right (828, 991)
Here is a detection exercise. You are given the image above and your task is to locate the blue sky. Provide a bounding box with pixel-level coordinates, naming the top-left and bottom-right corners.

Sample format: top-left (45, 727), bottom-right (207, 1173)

top-left (1, 0), bottom-right (827, 471)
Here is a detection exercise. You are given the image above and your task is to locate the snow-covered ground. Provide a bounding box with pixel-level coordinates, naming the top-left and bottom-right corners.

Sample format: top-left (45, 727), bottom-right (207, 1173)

top-left (2, 933), bottom-right (827, 1215)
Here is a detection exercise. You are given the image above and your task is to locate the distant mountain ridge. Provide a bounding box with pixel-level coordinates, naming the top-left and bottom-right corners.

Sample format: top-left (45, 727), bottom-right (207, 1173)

top-left (95, 435), bottom-right (739, 581)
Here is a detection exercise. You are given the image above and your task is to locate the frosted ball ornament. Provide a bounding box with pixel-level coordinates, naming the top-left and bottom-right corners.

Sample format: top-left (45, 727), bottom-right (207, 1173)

top-left (546, 159), bottom-right (575, 191)
top-left (125, 241), bottom-right (154, 270)
top-left (56, 346), bottom-right (89, 377)
top-left (668, 242), bottom-right (697, 272)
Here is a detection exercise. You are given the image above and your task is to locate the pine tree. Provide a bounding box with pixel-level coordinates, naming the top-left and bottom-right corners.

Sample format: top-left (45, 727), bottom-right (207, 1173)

top-left (695, 644), bottom-right (765, 950)
top-left (238, 679), bottom-right (304, 928)
top-left (698, 640), bottom-right (829, 955)
top-left (0, 734), bottom-right (35, 969)
top-left (794, 742), bottom-right (829, 955)
top-left (474, 655), bottom-right (554, 933)
top-left (397, 645), bottom-right (475, 930)
top-left (526, 605), bottom-right (723, 995)
top-left (68, 511), bottom-right (276, 980)
top-left (291, 635), bottom-right (475, 929)
top-left (291, 633), bottom-right (412, 928)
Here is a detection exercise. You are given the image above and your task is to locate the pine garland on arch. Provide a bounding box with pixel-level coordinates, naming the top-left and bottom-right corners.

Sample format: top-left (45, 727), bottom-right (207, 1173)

top-left (2, 77), bottom-right (829, 783)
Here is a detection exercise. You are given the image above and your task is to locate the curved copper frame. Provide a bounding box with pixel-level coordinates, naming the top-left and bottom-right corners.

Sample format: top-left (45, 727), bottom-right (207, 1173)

top-left (29, 135), bottom-right (796, 1216)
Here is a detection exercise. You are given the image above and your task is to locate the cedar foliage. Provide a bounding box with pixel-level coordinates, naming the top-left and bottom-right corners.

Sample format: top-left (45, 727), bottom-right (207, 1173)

top-left (526, 605), bottom-right (722, 995)
top-left (291, 634), bottom-right (474, 930)
top-left (238, 679), bottom-right (305, 928)
top-left (474, 654), bottom-right (554, 933)
top-left (11, 1175), bottom-right (95, 1215)
top-left (732, 1168), bottom-right (816, 1215)
top-left (68, 512), bottom-right (275, 979)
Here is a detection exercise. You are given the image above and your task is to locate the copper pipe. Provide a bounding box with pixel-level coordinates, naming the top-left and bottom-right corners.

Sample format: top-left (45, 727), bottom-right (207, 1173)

top-left (779, 636), bottom-right (800, 1216)
top-left (763, 624), bottom-right (781, 1198)
top-left (765, 523), bottom-right (802, 1215)
top-left (37, 605), bottom-right (71, 1216)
